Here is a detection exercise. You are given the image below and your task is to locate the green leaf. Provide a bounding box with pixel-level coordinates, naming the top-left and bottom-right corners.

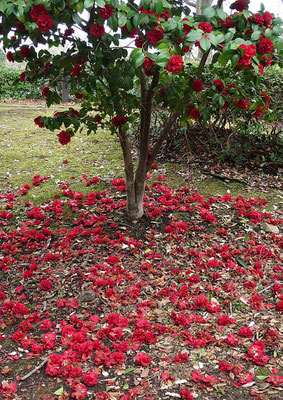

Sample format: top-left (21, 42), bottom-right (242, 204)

top-left (155, 53), bottom-right (171, 67)
top-left (186, 30), bottom-right (202, 43)
top-left (256, 376), bottom-right (269, 380)
top-left (156, 0), bottom-right (163, 15)
top-left (216, 8), bottom-right (227, 21)
top-left (123, 367), bottom-right (135, 374)
top-left (130, 48), bottom-right (145, 67)
top-left (231, 54), bottom-right (240, 68)
top-left (54, 387), bottom-right (64, 396)
top-left (242, 9), bottom-right (250, 19)
top-left (237, 258), bottom-right (247, 268)
top-left (96, 0), bottom-right (105, 7)
top-left (251, 31), bottom-right (261, 41)
top-left (203, 7), bottom-right (215, 19)
top-left (265, 28), bottom-right (273, 39)
top-left (84, 0), bottom-right (95, 7)
top-left (118, 14), bottom-right (127, 27)
top-left (123, 383), bottom-right (129, 390)
top-left (200, 37), bottom-right (211, 52)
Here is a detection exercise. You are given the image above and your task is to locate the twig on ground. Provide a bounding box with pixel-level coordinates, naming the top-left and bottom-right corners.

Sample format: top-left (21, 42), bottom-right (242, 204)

top-left (21, 359), bottom-right (48, 381)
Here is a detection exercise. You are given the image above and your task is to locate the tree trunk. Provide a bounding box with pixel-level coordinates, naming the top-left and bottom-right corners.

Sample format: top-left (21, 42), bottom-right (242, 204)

top-left (62, 76), bottom-right (70, 103)
top-left (117, 71), bottom-right (179, 222)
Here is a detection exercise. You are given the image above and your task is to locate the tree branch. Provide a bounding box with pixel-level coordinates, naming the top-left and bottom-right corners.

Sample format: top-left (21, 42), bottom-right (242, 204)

top-left (146, 111), bottom-right (179, 172)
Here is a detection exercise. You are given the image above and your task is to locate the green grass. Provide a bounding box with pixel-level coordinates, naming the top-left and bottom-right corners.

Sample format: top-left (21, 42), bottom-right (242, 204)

top-left (0, 103), bottom-right (123, 203)
top-left (0, 103), bottom-right (281, 210)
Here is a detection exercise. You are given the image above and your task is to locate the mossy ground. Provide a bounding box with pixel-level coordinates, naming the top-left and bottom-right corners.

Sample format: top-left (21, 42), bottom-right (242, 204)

top-left (0, 103), bottom-right (281, 210)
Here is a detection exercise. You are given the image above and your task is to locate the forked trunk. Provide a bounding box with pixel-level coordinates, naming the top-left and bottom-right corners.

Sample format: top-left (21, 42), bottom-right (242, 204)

top-left (126, 179), bottom-right (145, 222)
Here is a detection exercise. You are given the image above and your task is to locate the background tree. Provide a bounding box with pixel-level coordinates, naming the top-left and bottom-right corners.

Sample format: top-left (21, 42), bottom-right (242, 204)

top-left (0, 0), bottom-right (282, 221)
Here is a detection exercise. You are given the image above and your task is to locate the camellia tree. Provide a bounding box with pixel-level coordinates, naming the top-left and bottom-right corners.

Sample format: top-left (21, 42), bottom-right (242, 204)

top-left (0, 0), bottom-right (282, 221)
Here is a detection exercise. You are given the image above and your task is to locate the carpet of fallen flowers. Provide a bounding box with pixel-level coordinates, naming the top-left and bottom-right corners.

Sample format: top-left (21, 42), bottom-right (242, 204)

top-left (0, 171), bottom-right (282, 400)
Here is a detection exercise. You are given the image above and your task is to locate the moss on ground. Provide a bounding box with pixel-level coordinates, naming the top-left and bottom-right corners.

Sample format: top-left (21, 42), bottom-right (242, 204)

top-left (0, 104), bottom-right (281, 210)
top-left (0, 103), bottom-right (123, 204)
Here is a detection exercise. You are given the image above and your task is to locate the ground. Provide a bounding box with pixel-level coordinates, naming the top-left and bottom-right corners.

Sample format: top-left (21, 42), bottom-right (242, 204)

top-left (0, 102), bottom-right (282, 400)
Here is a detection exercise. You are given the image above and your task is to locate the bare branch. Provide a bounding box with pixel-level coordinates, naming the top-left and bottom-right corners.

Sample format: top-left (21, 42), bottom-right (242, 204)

top-left (146, 111), bottom-right (179, 171)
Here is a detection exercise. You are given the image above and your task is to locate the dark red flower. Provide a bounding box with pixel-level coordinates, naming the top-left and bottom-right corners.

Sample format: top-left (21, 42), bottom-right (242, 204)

top-left (135, 36), bottom-right (144, 48)
top-left (192, 79), bottom-right (204, 92)
top-left (230, 0), bottom-right (247, 12)
top-left (42, 87), bottom-right (50, 97)
top-left (71, 65), bottom-right (82, 77)
top-left (36, 14), bottom-right (53, 32)
top-left (64, 28), bottom-right (74, 36)
top-left (90, 23), bottom-right (105, 37)
top-left (188, 107), bottom-right (201, 120)
top-left (34, 116), bottom-right (44, 128)
top-left (20, 46), bottom-right (31, 58)
top-left (99, 5), bottom-right (114, 20)
top-left (75, 93), bottom-right (84, 99)
top-left (198, 22), bottom-right (212, 33)
top-left (147, 28), bottom-right (164, 46)
top-left (213, 79), bottom-right (224, 92)
top-left (182, 18), bottom-right (193, 34)
top-left (58, 130), bottom-right (71, 145)
top-left (112, 115), bottom-right (128, 126)
top-left (6, 51), bottom-right (14, 62)
top-left (20, 72), bottom-right (27, 82)
top-left (143, 57), bottom-right (155, 76)
top-left (166, 55), bottom-right (184, 73)
top-left (94, 115), bottom-right (102, 123)
top-left (258, 38), bottom-right (274, 54)
top-left (263, 11), bottom-right (273, 25)
top-left (30, 4), bottom-right (48, 20)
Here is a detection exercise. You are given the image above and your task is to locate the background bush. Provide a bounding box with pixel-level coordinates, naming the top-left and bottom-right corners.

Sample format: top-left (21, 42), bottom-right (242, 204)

top-left (0, 65), bottom-right (42, 99)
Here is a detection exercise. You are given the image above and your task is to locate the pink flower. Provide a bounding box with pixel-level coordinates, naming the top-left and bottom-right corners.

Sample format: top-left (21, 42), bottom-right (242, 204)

top-left (238, 326), bottom-right (253, 338)
top-left (136, 352), bottom-right (151, 366)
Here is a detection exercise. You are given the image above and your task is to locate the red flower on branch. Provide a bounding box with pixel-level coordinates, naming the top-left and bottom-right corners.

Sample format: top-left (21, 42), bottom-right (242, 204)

top-left (59, 130), bottom-right (71, 145)
top-left (166, 55), bottom-right (184, 73)
top-left (99, 5), bottom-right (114, 20)
top-left (90, 23), bottom-right (105, 37)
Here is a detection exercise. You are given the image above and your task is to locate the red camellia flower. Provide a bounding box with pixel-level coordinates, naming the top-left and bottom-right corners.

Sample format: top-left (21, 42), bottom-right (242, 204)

top-left (192, 79), bottom-right (204, 92)
top-left (34, 116), bottom-right (44, 128)
top-left (188, 107), bottom-right (201, 120)
top-left (166, 55), bottom-right (184, 73)
top-left (83, 372), bottom-right (98, 386)
top-left (263, 11), bottom-right (273, 25)
top-left (230, 0), bottom-right (247, 12)
top-left (257, 38), bottom-right (274, 54)
top-left (20, 46), bottom-right (31, 58)
top-left (147, 28), bottom-right (164, 46)
top-left (30, 4), bottom-right (48, 21)
top-left (71, 65), bottom-right (82, 77)
top-left (94, 115), bottom-right (102, 123)
top-left (237, 44), bottom-right (256, 68)
top-left (182, 18), bottom-right (193, 34)
top-left (40, 279), bottom-right (52, 291)
top-left (143, 57), bottom-right (155, 76)
top-left (213, 79), bottom-right (224, 92)
top-left (112, 115), bottom-right (128, 126)
top-left (180, 388), bottom-right (193, 400)
top-left (6, 51), bottom-right (14, 62)
top-left (42, 87), bottom-right (50, 97)
top-left (59, 130), bottom-right (71, 145)
top-left (99, 5), bottom-right (114, 20)
top-left (234, 98), bottom-right (250, 110)
top-left (36, 14), bottom-right (53, 32)
top-left (90, 23), bottom-right (105, 37)
top-left (75, 93), bottom-right (84, 99)
top-left (136, 352), bottom-right (151, 366)
top-left (198, 22), bottom-right (212, 33)
top-left (20, 72), bottom-right (27, 82)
